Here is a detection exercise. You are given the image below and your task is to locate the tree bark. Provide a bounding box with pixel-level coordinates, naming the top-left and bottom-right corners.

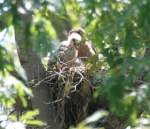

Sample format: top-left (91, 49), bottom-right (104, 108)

top-left (13, 4), bottom-right (72, 129)
top-left (14, 16), bottom-right (54, 129)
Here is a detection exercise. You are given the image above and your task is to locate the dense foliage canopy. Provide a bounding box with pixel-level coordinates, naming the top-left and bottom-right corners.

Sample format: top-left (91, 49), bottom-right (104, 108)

top-left (0, 0), bottom-right (150, 129)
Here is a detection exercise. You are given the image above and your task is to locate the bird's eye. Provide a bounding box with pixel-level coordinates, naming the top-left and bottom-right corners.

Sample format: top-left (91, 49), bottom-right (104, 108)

top-left (72, 38), bottom-right (79, 44)
top-left (72, 38), bottom-right (76, 42)
top-left (72, 39), bottom-right (80, 46)
top-left (77, 31), bottom-right (82, 36)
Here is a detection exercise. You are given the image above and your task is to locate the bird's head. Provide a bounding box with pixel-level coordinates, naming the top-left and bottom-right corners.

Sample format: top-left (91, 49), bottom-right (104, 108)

top-left (68, 28), bottom-right (85, 47)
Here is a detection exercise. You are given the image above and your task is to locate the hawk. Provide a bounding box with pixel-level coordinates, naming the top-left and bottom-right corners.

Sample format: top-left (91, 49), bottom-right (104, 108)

top-left (58, 28), bottom-right (96, 65)
top-left (58, 28), bottom-right (96, 126)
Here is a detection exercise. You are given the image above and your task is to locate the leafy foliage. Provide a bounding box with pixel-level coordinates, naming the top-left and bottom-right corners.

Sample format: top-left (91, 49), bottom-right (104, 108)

top-left (0, 0), bottom-right (150, 129)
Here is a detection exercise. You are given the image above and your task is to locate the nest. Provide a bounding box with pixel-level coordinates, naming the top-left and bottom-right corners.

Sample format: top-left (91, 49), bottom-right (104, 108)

top-left (45, 58), bottom-right (92, 127)
top-left (47, 58), bottom-right (88, 100)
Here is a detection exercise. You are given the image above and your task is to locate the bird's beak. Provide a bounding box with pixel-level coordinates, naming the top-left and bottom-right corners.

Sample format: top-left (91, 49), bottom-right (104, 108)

top-left (68, 33), bottom-right (82, 46)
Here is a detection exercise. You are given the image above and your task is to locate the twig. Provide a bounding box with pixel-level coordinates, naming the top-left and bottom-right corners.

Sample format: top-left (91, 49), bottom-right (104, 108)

top-left (31, 73), bottom-right (58, 87)
top-left (43, 97), bottom-right (64, 104)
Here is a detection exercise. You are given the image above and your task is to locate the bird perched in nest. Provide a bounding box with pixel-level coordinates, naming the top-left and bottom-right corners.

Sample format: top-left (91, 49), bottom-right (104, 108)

top-left (58, 28), bottom-right (96, 66)
top-left (57, 28), bottom-right (97, 127)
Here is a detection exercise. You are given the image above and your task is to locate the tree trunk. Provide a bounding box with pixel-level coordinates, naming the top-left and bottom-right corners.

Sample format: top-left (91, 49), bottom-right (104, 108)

top-left (14, 3), bottom-right (72, 129)
top-left (14, 16), bottom-right (55, 129)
